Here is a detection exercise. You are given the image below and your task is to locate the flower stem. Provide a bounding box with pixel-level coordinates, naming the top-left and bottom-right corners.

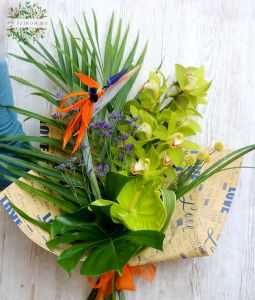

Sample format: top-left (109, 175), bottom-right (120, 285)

top-left (81, 135), bottom-right (101, 199)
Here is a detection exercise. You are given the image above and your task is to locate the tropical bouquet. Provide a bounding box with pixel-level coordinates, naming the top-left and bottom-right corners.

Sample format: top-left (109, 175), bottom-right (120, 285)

top-left (1, 12), bottom-right (254, 300)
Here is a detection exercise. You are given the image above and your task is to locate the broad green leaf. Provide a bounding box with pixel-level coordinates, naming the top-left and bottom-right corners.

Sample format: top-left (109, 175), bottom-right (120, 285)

top-left (51, 208), bottom-right (99, 237)
top-left (80, 238), bottom-right (140, 276)
top-left (57, 242), bottom-right (98, 276)
top-left (47, 231), bottom-right (105, 250)
top-left (115, 230), bottom-right (164, 250)
top-left (106, 172), bottom-right (132, 200)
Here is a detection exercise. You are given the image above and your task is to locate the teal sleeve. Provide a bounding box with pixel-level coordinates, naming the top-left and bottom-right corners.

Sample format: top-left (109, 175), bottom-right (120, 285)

top-left (0, 60), bottom-right (26, 190)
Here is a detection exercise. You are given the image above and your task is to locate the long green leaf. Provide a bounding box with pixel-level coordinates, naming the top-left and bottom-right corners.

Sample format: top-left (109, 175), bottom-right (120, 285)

top-left (176, 145), bottom-right (255, 198)
top-left (60, 21), bottom-right (73, 88)
top-left (0, 153), bottom-right (83, 186)
top-left (2, 198), bottom-right (51, 233)
top-left (83, 13), bottom-right (104, 74)
top-left (0, 172), bottom-right (78, 213)
top-left (0, 143), bottom-right (66, 164)
top-left (51, 20), bottom-right (67, 79)
top-left (103, 12), bottom-right (115, 80)
top-left (0, 105), bottom-right (65, 129)
top-left (113, 42), bottom-right (148, 113)
top-left (0, 161), bottom-right (83, 205)
top-left (111, 23), bottom-right (130, 75)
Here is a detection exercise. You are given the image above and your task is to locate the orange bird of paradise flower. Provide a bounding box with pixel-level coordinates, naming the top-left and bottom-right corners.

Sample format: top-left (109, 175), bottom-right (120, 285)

top-left (57, 67), bottom-right (140, 153)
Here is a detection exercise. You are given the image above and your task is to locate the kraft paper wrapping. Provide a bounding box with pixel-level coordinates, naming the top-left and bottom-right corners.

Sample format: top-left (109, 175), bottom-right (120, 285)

top-left (0, 122), bottom-right (243, 264)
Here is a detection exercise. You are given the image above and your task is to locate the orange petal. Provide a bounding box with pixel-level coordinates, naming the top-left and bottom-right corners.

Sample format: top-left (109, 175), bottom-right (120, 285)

top-left (87, 271), bottom-right (114, 289)
top-left (59, 91), bottom-right (88, 109)
top-left (82, 100), bottom-right (94, 124)
top-left (116, 265), bottom-right (136, 291)
top-left (71, 102), bottom-right (94, 153)
top-left (62, 110), bottom-right (82, 149)
top-left (72, 123), bottom-right (87, 153)
top-left (58, 97), bottom-right (89, 113)
top-left (75, 73), bottom-right (100, 88)
top-left (130, 264), bottom-right (156, 283)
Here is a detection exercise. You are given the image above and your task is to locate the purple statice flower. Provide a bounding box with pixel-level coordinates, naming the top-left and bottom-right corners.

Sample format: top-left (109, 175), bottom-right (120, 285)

top-left (104, 164), bottom-right (110, 172)
top-left (108, 111), bottom-right (125, 122)
top-left (101, 130), bottom-right (112, 138)
top-left (113, 133), bottom-right (129, 144)
top-left (126, 151), bottom-right (132, 156)
top-left (55, 91), bottom-right (64, 102)
top-left (51, 112), bottom-right (61, 119)
top-left (54, 157), bottom-right (77, 170)
top-left (119, 134), bottom-right (129, 141)
top-left (95, 164), bottom-right (110, 177)
top-left (131, 123), bottom-right (140, 130)
top-left (125, 116), bottom-right (141, 124)
top-left (96, 165), bottom-right (104, 172)
top-left (67, 156), bottom-right (77, 164)
top-left (89, 121), bottom-right (112, 130)
top-left (118, 153), bottom-right (124, 161)
top-left (124, 143), bottom-right (133, 151)
top-left (54, 163), bottom-right (66, 170)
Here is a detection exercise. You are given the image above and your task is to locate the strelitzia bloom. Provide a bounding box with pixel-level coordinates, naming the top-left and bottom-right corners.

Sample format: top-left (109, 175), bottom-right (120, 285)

top-left (131, 158), bottom-right (150, 175)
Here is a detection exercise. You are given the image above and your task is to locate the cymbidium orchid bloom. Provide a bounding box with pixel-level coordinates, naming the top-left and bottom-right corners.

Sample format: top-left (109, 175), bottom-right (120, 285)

top-left (182, 71), bottom-right (198, 91)
top-left (131, 158), bottom-right (150, 174)
top-left (136, 122), bottom-right (152, 140)
top-left (171, 133), bottom-right (184, 148)
top-left (163, 151), bottom-right (173, 166)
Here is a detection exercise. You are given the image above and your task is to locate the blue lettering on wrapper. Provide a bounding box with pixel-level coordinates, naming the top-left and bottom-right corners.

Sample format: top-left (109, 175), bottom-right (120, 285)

top-left (42, 212), bottom-right (54, 224)
top-left (37, 212), bottom-right (54, 224)
top-left (0, 196), bottom-right (22, 226)
top-left (221, 187), bottom-right (236, 214)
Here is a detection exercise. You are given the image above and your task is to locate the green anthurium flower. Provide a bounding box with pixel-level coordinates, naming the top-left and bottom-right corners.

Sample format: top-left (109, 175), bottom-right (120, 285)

top-left (110, 179), bottom-right (167, 231)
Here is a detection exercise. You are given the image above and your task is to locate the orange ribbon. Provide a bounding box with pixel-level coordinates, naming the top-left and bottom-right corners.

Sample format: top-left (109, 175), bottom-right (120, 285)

top-left (87, 264), bottom-right (156, 300)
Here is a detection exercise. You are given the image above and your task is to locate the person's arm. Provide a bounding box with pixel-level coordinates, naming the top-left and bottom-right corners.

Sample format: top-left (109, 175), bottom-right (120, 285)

top-left (0, 60), bottom-right (26, 190)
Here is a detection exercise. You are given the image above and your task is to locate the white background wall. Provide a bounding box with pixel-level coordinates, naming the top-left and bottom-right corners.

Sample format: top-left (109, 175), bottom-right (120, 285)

top-left (1, 1), bottom-right (255, 299)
